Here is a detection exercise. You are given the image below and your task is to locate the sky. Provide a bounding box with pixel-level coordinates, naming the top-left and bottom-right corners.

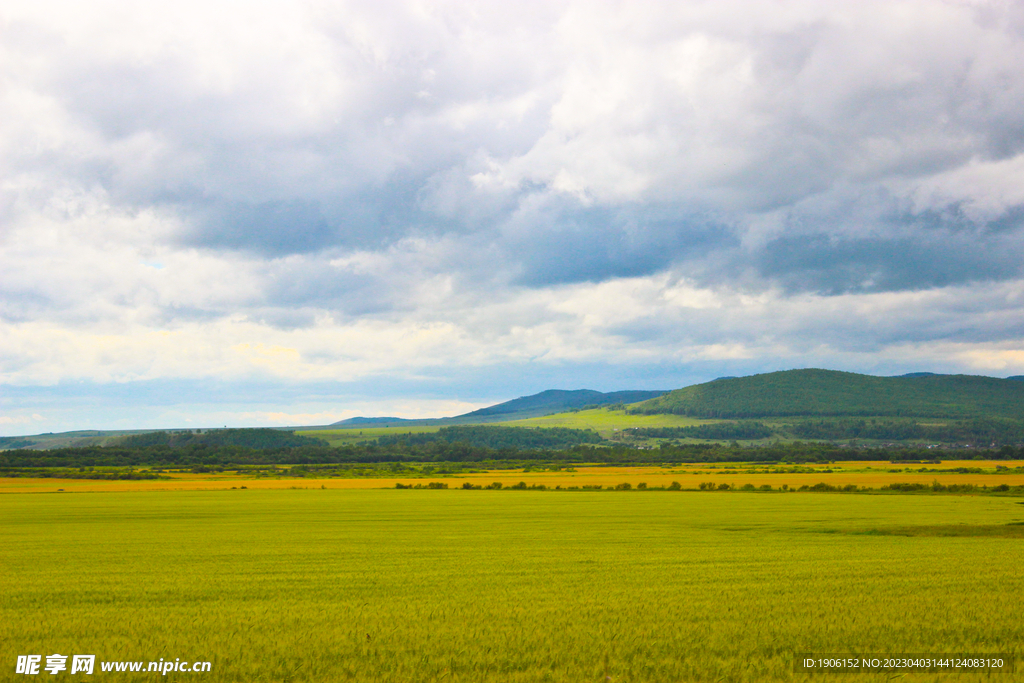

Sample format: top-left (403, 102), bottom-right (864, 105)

top-left (3, 0), bottom-right (1024, 434)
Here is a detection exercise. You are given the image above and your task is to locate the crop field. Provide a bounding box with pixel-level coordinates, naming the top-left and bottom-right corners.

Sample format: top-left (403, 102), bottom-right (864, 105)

top-left (3, 489), bottom-right (1023, 682)
top-left (3, 460), bottom-right (1023, 494)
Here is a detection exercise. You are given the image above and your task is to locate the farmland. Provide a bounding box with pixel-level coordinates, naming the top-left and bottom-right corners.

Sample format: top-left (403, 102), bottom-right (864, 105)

top-left (503, 407), bottom-right (711, 435)
top-left (3, 488), bottom-right (1023, 682)
top-left (298, 408), bottom-right (714, 445)
top-left (297, 408), bottom-right (1024, 450)
top-left (3, 460), bottom-right (1024, 494)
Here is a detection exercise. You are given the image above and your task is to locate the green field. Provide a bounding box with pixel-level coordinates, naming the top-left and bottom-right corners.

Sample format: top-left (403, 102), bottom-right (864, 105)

top-left (504, 407), bottom-right (711, 437)
top-left (298, 409), bottom-right (714, 445)
top-left (3, 490), bottom-right (1022, 681)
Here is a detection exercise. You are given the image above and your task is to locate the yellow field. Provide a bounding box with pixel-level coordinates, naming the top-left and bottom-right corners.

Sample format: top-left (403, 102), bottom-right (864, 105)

top-left (3, 460), bottom-right (1022, 494)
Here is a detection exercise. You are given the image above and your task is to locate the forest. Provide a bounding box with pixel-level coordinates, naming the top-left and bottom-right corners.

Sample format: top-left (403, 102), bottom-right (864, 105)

top-left (2, 438), bottom-right (1022, 471)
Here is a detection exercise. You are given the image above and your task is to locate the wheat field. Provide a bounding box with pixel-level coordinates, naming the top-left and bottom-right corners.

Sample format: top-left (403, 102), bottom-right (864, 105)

top-left (3, 489), bottom-right (1022, 681)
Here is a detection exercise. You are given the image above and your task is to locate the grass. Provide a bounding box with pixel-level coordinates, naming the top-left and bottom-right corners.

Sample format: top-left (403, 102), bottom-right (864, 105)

top-left (842, 524), bottom-right (1024, 538)
top-left (2, 490), bottom-right (1022, 681)
top-left (297, 408), bottom-right (715, 444)
top-left (503, 407), bottom-right (713, 437)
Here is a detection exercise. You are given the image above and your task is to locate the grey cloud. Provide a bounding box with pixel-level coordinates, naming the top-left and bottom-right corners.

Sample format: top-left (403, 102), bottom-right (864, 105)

top-left (258, 259), bottom-right (399, 318)
top-left (0, 292), bottom-right (54, 325)
top-left (11, 1), bottom-right (1024, 432)
top-left (982, 205), bottom-right (1024, 235)
top-left (7, 3), bottom-right (558, 255)
top-left (753, 231), bottom-right (1024, 295)
top-left (497, 199), bottom-right (739, 287)
top-left (607, 282), bottom-right (1024, 356)
top-left (189, 199), bottom-right (334, 254)
top-left (5, 1), bottom-right (1024, 323)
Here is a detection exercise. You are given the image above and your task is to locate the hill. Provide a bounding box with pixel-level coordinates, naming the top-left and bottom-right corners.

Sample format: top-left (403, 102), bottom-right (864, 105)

top-left (455, 389), bottom-right (667, 420)
top-left (328, 388), bottom-right (667, 427)
top-left (329, 417), bottom-right (410, 426)
top-left (630, 369), bottom-right (1024, 420)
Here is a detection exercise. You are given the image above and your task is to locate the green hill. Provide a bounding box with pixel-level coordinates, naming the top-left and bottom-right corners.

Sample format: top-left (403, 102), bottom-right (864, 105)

top-left (629, 369), bottom-right (1024, 420)
top-left (454, 389), bottom-right (667, 420)
top-left (327, 389), bottom-right (668, 428)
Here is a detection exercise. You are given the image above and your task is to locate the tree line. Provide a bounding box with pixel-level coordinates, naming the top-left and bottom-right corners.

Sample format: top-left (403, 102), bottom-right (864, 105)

top-left (3, 440), bottom-right (1023, 469)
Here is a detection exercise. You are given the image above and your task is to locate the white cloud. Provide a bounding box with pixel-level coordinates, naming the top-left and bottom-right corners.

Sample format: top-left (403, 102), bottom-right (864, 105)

top-left (0, 413), bottom-right (45, 426)
top-left (236, 398), bottom-right (492, 425)
top-left (4, 267), bottom-right (1024, 388)
top-left (903, 152), bottom-right (1024, 222)
top-left (2, 0), bottom-right (1024, 429)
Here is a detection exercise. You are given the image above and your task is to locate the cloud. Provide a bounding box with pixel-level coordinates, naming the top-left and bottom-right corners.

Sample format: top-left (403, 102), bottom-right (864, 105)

top-left (237, 398), bottom-right (492, 426)
top-left (0, 413), bottom-right (45, 426)
top-left (3, 0), bottom-right (1024, 430)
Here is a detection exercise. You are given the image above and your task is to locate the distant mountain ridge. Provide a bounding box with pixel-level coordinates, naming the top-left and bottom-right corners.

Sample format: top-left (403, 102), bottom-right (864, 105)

top-left (329, 388), bottom-right (668, 427)
top-left (457, 389), bottom-right (667, 420)
top-left (631, 369), bottom-right (1024, 420)
top-left (332, 417), bottom-right (408, 425)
